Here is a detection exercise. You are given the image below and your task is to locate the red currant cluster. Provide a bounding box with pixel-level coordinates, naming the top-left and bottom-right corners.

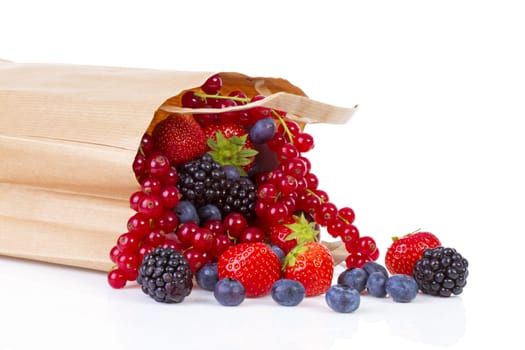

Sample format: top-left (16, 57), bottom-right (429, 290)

top-left (107, 138), bottom-right (181, 288)
top-left (252, 117), bottom-right (378, 268)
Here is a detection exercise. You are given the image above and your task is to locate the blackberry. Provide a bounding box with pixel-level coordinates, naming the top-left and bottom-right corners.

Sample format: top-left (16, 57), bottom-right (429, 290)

top-left (177, 154), bottom-right (226, 209)
top-left (413, 246), bottom-right (469, 297)
top-left (177, 154), bottom-right (257, 220)
top-left (137, 247), bottom-right (193, 303)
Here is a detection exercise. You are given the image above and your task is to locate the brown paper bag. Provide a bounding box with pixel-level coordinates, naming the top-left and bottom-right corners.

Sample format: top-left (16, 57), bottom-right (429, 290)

top-left (0, 59), bottom-right (357, 271)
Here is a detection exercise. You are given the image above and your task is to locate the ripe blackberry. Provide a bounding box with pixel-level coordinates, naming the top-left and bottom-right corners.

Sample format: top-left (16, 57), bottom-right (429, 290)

top-left (218, 177), bottom-right (257, 220)
top-left (413, 246), bottom-right (469, 297)
top-left (137, 247), bottom-right (193, 303)
top-left (177, 154), bottom-right (257, 220)
top-left (177, 154), bottom-right (226, 209)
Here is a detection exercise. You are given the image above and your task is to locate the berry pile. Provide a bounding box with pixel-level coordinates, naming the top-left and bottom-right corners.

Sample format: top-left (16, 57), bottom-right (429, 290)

top-left (107, 73), bottom-right (380, 294)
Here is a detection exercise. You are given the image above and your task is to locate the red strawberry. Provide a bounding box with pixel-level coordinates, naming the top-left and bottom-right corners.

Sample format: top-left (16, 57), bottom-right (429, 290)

top-left (152, 115), bottom-right (208, 166)
top-left (217, 242), bottom-right (281, 297)
top-left (204, 122), bottom-right (258, 175)
top-left (283, 242), bottom-right (334, 297)
top-left (385, 231), bottom-right (441, 275)
top-left (269, 214), bottom-right (319, 255)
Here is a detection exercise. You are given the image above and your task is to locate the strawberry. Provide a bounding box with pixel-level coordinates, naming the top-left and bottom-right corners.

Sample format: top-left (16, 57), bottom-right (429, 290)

top-left (217, 242), bottom-right (281, 297)
top-left (204, 122), bottom-right (258, 175)
top-left (152, 115), bottom-right (208, 167)
top-left (283, 242), bottom-right (334, 297)
top-left (269, 214), bottom-right (319, 255)
top-left (384, 231), bottom-right (441, 275)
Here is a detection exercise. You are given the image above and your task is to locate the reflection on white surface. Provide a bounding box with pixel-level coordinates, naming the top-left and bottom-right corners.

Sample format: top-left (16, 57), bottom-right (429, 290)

top-left (102, 264), bottom-right (466, 350)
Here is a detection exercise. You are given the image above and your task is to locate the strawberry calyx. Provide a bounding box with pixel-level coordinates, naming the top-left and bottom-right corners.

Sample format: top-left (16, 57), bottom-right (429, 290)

top-left (282, 214), bottom-right (319, 270)
top-left (284, 213), bottom-right (319, 246)
top-left (207, 131), bottom-right (258, 176)
top-left (282, 244), bottom-right (309, 271)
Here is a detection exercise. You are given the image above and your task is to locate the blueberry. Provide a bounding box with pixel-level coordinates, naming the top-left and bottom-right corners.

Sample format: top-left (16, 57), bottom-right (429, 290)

top-left (214, 278), bottom-right (246, 306)
top-left (198, 204), bottom-right (222, 222)
top-left (196, 262), bottom-right (218, 291)
top-left (385, 274), bottom-right (419, 302)
top-left (337, 268), bottom-right (368, 292)
top-left (271, 279), bottom-right (306, 306)
top-left (223, 165), bottom-right (241, 180)
top-left (362, 261), bottom-right (389, 278)
top-left (174, 200), bottom-right (199, 225)
top-left (268, 244), bottom-right (285, 263)
top-left (325, 285), bottom-right (360, 313)
top-left (249, 117), bottom-right (276, 144)
top-left (366, 271), bottom-right (387, 297)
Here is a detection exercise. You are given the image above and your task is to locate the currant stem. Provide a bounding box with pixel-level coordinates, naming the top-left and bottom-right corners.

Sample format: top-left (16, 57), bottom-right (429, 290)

top-left (272, 110), bottom-right (294, 143)
top-left (306, 188), bottom-right (324, 202)
top-left (194, 92), bottom-right (251, 104)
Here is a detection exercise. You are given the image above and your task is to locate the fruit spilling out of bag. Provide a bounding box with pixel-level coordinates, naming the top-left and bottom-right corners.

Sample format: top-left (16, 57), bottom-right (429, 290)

top-left (107, 74), bottom-right (380, 300)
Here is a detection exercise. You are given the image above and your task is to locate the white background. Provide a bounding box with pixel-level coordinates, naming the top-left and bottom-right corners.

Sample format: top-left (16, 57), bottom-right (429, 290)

top-left (1, 1), bottom-right (524, 349)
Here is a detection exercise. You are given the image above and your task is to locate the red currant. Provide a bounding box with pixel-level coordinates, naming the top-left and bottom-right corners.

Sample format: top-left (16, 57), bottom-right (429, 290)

top-left (129, 191), bottom-right (145, 212)
top-left (368, 247), bottom-right (380, 261)
top-left (201, 74), bottom-right (222, 94)
top-left (327, 219), bottom-right (345, 238)
top-left (248, 95), bottom-right (272, 122)
top-left (264, 202), bottom-right (289, 225)
top-left (305, 173), bottom-right (319, 190)
top-left (211, 234), bottom-right (233, 258)
top-left (127, 213), bottom-right (151, 237)
top-left (160, 185), bottom-right (181, 208)
top-left (147, 154), bottom-right (170, 178)
top-left (138, 243), bottom-right (154, 261)
top-left (154, 210), bottom-right (179, 232)
top-left (184, 248), bottom-right (211, 273)
top-left (137, 194), bottom-right (164, 218)
top-left (267, 133), bottom-right (286, 152)
top-left (181, 91), bottom-right (205, 108)
top-left (132, 153), bottom-right (147, 178)
top-left (257, 183), bottom-right (279, 204)
top-left (300, 193), bottom-right (321, 215)
top-left (315, 202), bottom-right (338, 226)
top-left (109, 245), bottom-right (121, 263)
top-left (139, 133), bottom-right (154, 156)
top-left (191, 228), bottom-right (215, 253)
top-left (107, 268), bottom-right (127, 289)
top-left (141, 177), bottom-right (162, 195)
top-left (117, 232), bottom-right (141, 253)
top-left (315, 189), bottom-right (329, 203)
top-left (339, 224), bottom-right (360, 245)
top-left (294, 132), bottom-right (314, 152)
top-left (240, 227), bottom-right (265, 243)
top-left (161, 167), bottom-right (179, 186)
top-left (202, 219), bottom-right (225, 236)
top-left (177, 222), bottom-right (199, 246)
top-left (145, 229), bottom-right (166, 247)
top-left (345, 253), bottom-right (370, 269)
top-left (278, 119), bottom-right (301, 139)
top-left (223, 212), bottom-right (248, 238)
top-left (277, 175), bottom-right (298, 195)
top-left (117, 252), bottom-right (140, 277)
top-left (281, 195), bottom-right (297, 214)
top-left (357, 236), bottom-right (377, 257)
top-left (283, 158), bottom-right (308, 179)
top-left (277, 143), bottom-right (299, 162)
top-left (338, 206), bottom-right (356, 224)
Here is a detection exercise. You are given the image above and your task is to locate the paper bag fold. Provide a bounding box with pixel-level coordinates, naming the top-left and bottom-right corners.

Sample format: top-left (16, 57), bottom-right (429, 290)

top-left (0, 59), bottom-right (356, 271)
